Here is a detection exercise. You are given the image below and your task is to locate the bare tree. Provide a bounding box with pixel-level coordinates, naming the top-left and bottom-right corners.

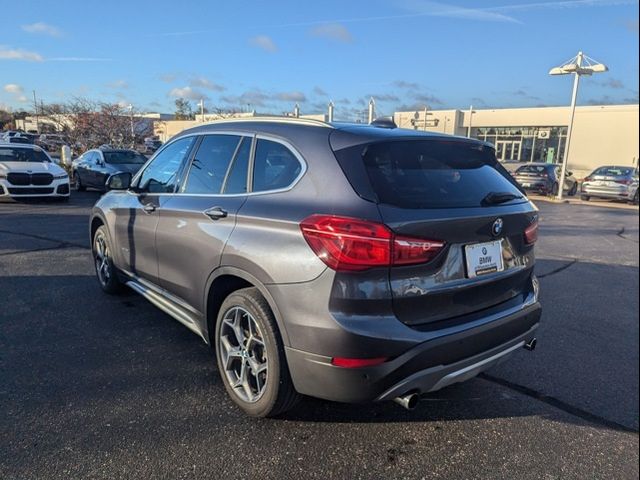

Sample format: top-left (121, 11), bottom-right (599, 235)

top-left (39, 97), bottom-right (152, 152)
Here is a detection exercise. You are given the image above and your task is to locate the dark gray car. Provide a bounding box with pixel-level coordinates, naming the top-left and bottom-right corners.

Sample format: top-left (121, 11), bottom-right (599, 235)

top-left (73, 148), bottom-right (147, 192)
top-left (513, 162), bottom-right (578, 196)
top-left (90, 118), bottom-right (542, 417)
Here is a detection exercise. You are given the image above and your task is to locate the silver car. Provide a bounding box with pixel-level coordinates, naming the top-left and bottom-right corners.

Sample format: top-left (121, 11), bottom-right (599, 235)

top-left (581, 165), bottom-right (639, 202)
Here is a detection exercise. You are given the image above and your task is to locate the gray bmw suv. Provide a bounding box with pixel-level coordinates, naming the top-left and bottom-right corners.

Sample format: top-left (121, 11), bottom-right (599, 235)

top-left (91, 118), bottom-right (541, 417)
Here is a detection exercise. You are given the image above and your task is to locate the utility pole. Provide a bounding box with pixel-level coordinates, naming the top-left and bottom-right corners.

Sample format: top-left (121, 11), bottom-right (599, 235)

top-left (367, 98), bottom-right (375, 124)
top-left (467, 105), bottom-right (474, 138)
top-left (423, 106), bottom-right (428, 131)
top-left (328, 101), bottom-right (334, 122)
top-left (128, 104), bottom-right (134, 148)
top-left (32, 90), bottom-right (40, 133)
top-left (199, 98), bottom-right (204, 121)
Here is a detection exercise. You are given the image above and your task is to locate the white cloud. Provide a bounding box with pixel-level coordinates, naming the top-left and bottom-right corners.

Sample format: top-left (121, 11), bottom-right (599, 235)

top-left (21, 22), bottom-right (63, 37)
top-left (3, 84), bottom-right (24, 95)
top-left (107, 80), bottom-right (129, 89)
top-left (249, 35), bottom-right (277, 52)
top-left (168, 86), bottom-right (209, 101)
top-left (310, 23), bottom-right (353, 43)
top-left (0, 46), bottom-right (43, 62)
top-left (189, 77), bottom-right (225, 91)
top-left (48, 57), bottom-right (112, 62)
top-left (276, 91), bottom-right (307, 102)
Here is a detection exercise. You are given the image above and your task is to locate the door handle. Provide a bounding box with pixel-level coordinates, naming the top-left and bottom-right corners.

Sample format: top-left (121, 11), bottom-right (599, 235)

top-left (143, 204), bottom-right (156, 213)
top-left (204, 206), bottom-right (228, 220)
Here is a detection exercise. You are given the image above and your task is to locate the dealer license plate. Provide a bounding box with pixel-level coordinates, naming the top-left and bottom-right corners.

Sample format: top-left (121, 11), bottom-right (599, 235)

top-left (465, 240), bottom-right (504, 278)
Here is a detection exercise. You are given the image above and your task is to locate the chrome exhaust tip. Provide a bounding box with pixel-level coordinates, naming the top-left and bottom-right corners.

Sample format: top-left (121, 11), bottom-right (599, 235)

top-left (524, 338), bottom-right (537, 351)
top-left (393, 392), bottom-right (420, 410)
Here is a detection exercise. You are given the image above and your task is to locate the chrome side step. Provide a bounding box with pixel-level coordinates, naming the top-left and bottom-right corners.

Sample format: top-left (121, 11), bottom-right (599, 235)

top-left (126, 279), bottom-right (206, 341)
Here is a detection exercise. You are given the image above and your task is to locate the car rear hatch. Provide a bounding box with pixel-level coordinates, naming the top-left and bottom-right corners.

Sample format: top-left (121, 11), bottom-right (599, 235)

top-left (331, 133), bottom-right (538, 328)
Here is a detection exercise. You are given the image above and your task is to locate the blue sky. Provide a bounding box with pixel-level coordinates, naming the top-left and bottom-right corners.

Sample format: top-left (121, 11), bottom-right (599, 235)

top-left (1, 0), bottom-right (638, 120)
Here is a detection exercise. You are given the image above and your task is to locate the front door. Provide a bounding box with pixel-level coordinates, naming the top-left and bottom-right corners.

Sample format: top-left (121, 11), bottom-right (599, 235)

top-left (112, 136), bottom-right (198, 284)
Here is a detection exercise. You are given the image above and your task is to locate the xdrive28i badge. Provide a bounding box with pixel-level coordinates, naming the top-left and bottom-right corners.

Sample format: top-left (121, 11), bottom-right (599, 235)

top-left (492, 218), bottom-right (504, 237)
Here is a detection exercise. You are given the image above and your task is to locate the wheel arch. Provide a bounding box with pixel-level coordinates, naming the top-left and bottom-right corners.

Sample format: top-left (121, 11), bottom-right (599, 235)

top-left (203, 266), bottom-right (290, 348)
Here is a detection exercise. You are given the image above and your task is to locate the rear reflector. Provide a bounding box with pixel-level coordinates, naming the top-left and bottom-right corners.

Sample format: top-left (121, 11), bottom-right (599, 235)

top-left (331, 357), bottom-right (388, 368)
top-left (524, 220), bottom-right (539, 245)
top-left (300, 214), bottom-right (444, 271)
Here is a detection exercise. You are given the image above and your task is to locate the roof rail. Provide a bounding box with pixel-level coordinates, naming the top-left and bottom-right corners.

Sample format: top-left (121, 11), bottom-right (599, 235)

top-left (198, 116), bottom-right (334, 129)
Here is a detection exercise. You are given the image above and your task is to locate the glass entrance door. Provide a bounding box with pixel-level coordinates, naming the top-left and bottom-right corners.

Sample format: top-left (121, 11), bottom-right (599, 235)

top-left (495, 141), bottom-right (522, 161)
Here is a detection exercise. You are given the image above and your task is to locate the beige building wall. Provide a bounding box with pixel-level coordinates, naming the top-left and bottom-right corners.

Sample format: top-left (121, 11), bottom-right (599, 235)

top-left (395, 104), bottom-right (639, 178)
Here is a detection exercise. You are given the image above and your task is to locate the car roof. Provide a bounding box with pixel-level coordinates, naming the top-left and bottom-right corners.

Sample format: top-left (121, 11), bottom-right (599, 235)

top-left (178, 116), bottom-right (489, 149)
top-left (0, 142), bottom-right (43, 151)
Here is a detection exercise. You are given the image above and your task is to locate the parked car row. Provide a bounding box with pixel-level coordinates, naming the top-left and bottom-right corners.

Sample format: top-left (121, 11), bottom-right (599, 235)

top-left (510, 161), bottom-right (638, 204)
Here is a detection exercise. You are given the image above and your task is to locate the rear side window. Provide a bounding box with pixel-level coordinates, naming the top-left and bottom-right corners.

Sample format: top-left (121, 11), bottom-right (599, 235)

top-left (340, 140), bottom-right (523, 209)
top-left (252, 139), bottom-right (302, 192)
top-left (183, 135), bottom-right (241, 194)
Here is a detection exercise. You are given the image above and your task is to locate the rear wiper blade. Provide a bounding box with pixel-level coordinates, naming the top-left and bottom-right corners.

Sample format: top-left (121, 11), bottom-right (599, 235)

top-left (481, 191), bottom-right (523, 206)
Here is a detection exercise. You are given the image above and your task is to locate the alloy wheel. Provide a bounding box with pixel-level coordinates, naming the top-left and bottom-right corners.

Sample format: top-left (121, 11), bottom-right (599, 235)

top-left (94, 233), bottom-right (111, 286)
top-left (218, 306), bottom-right (268, 403)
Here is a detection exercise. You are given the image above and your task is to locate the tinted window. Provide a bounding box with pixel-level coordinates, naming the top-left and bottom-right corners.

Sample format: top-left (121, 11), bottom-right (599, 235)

top-left (0, 147), bottom-right (50, 163)
top-left (252, 139), bottom-right (302, 192)
top-left (223, 137), bottom-right (251, 194)
top-left (516, 165), bottom-right (548, 174)
top-left (592, 166), bottom-right (634, 177)
top-left (138, 136), bottom-right (195, 193)
top-left (104, 150), bottom-right (148, 165)
top-left (183, 135), bottom-right (240, 194)
top-left (350, 140), bottom-right (523, 209)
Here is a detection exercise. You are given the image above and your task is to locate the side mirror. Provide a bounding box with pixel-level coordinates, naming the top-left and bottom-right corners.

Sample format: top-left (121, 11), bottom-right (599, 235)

top-left (567, 171), bottom-right (574, 177)
top-left (106, 172), bottom-right (132, 191)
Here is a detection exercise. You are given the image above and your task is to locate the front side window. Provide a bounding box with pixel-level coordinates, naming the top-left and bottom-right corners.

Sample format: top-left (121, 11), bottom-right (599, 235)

top-left (137, 136), bottom-right (195, 193)
top-left (252, 139), bottom-right (302, 192)
top-left (183, 135), bottom-right (241, 194)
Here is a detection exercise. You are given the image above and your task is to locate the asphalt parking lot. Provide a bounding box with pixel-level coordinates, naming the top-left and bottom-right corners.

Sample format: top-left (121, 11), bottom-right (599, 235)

top-left (1, 193), bottom-right (638, 480)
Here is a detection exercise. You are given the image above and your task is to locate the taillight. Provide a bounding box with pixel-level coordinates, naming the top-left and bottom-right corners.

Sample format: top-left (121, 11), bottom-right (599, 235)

top-left (583, 176), bottom-right (592, 182)
top-left (331, 356), bottom-right (388, 368)
top-left (300, 214), bottom-right (444, 271)
top-left (615, 179), bottom-right (632, 185)
top-left (524, 219), bottom-right (538, 245)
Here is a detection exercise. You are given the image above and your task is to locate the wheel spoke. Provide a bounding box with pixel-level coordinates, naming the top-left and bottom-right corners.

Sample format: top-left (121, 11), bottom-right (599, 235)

top-left (220, 335), bottom-right (242, 370)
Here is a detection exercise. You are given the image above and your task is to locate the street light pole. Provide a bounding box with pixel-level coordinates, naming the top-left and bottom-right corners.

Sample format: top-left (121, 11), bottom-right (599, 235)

top-left (558, 58), bottom-right (581, 201)
top-left (128, 104), bottom-right (134, 148)
top-left (467, 104), bottom-right (474, 138)
top-left (549, 51), bottom-right (607, 201)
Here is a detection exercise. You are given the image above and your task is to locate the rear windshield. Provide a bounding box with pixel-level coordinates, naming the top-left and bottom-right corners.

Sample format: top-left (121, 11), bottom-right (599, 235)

top-left (516, 165), bottom-right (551, 174)
top-left (592, 166), bottom-right (634, 177)
top-left (0, 147), bottom-right (50, 163)
top-left (104, 150), bottom-right (147, 164)
top-left (338, 140), bottom-right (523, 209)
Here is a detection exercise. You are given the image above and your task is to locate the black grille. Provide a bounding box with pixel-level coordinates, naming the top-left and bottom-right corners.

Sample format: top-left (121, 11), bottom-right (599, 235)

top-left (7, 172), bottom-right (53, 186)
top-left (7, 173), bottom-right (30, 185)
top-left (8, 187), bottom-right (54, 195)
top-left (31, 173), bottom-right (53, 185)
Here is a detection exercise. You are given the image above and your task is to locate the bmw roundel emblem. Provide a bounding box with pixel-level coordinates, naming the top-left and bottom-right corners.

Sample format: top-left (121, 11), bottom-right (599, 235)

top-left (492, 218), bottom-right (503, 237)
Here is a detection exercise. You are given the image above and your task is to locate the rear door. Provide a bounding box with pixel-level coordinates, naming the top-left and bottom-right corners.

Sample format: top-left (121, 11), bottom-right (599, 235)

top-left (155, 133), bottom-right (252, 312)
top-left (333, 138), bottom-right (537, 327)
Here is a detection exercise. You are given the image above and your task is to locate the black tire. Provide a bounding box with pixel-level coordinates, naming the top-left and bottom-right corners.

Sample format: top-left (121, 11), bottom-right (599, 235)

top-left (581, 195), bottom-right (590, 201)
top-left (215, 287), bottom-right (300, 417)
top-left (630, 191), bottom-right (639, 205)
top-left (92, 226), bottom-right (124, 294)
top-left (550, 182), bottom-right (559, 197)
top-left (73, 171), bottom-right (85, 192)
top-left (568, 183), bottom-right (578, 196)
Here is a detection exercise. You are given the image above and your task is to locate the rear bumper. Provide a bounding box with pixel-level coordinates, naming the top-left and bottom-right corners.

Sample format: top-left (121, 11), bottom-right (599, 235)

top-left (284, 301), bottom-right (541, 403)
top-left (581, 185), bottom-right (629, 199)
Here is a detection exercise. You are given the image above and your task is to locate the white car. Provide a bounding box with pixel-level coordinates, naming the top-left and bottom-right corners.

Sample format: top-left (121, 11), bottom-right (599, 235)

top-left (0, 143), bottom-right (70, 200)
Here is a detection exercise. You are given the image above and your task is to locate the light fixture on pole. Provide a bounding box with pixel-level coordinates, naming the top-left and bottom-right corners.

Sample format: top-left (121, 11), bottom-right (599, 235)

top-left (549, 51), bottom-right (608, 200)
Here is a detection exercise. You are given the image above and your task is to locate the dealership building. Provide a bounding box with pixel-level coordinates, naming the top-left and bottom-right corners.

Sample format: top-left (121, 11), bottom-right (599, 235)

top-left (394, 104), bottom-right (639, 178)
